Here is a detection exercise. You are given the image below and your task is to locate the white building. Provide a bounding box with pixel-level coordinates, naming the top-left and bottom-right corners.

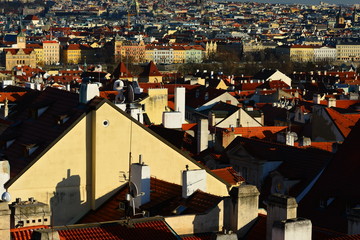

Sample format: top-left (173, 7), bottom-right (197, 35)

top-left (314, 46), bottom-right (336, 62)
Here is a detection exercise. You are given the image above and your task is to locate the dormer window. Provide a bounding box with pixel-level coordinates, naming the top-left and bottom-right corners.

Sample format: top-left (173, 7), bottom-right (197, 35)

top-left (23, 143), bottom-right (39, 157)
top-left (204, 92), bottom-right (209, 101)
top-left (6, 139), bottom-right (15, 148)
top-left (56, 114), bottom-right (70, 125)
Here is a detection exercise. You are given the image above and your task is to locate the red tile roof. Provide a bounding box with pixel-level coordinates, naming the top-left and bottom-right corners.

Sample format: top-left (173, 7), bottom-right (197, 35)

top-left (139, 61), bottom-right (162, 77)
top-left (112, 62), bottom-right (133, 79)
top-left (12, 218), bottom-right (179, 240)
top-left (11, 225), bottom-right (49, 240)
top-left (58, 218), bottom-right (178, 240)
top-left (211, 167), bottom-right (244, 185)
top-left (0, 92), bottom-right (27, 102)
top-left (80, 177), bottom-right (222, 224)
top-left (225, 126), bottom-right (287, 140)
top-left (325, 108), bottom-right (360, 138)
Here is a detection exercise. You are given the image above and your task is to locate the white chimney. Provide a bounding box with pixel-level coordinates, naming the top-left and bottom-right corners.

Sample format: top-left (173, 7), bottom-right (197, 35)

top-left (327, 98), bottom-right (336, 108)
top-left (182, 169), bottom-right (206, 198)
top-left (175, 87), bottom-right (186, 123)
top-left (162, 112), bottom-right (182, 128)
top-left (197, 118), bottom-right (209, 154)
top-left (130, 162), bottom-right (150, 208)
top-left (0, 161), bottom-right (10, 195)
top-left (79, 82), bottom-right (100, 104)
top-left (272, 218), bottom-right (312, 240)
top-left (266, 194), bottom-right (298, 240)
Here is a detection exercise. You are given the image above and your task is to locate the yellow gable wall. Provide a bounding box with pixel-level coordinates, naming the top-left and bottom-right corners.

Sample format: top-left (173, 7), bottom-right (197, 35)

top-left (140, 88), bottom-right (168, 124)
top-left (7, 101), bottom-right (229, 225)
top-left (8, 115), bottom-right (92, 226)
top-left (92, 102), bottom-right (229, 208)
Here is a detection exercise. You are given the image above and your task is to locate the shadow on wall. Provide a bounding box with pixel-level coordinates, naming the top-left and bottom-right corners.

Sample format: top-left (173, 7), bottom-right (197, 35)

top-left (193, 206), bottom-right (221, 234)
top-left (50, 169), bottom-right (84, 226)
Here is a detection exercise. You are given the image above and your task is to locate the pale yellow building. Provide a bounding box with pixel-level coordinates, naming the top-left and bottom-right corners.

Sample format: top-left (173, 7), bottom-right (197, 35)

top-left (43, 40), bottom-right (60, 65)
top-left (2, 87), bottom-right (229, 226)
top-left (5, 48), bottom-right (37, 70)
top-left (336, 43), bottom-right (360, 61)
top-left (290, 45), bottom-right (315, 62)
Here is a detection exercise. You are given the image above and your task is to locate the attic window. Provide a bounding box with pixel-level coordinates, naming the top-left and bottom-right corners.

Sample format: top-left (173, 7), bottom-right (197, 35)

top-left (320, 197), bottom-right (335, 208)
top-left (6, 139), bottom-right (15, 148)
top-left (57, 114), bottom-right (70, 125)
top-left (204, 92), bottom-right (209, 100)
top-left (173, 205), bottom-right (187, 215)
top-left (37, 106), bottom-right (49, 117)
top-left (23, 143), bottom-right (39, 157)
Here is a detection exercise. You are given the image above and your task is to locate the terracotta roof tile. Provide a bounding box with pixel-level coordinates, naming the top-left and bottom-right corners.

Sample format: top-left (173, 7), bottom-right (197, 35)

top-left (112, 62), bottom-right (133, 79)
top-left (80, 177), bottom-right (222, 224)
top-left (58, 218), bottom-right (178, 240)
top-left (139, 61), bottom-right (162, 77)
top-left (211, 167), bottom-right (244, 185)
top-left (11, 225), bottom-right (49, 240)
top-left (325, 108), bottom-right (360, 138)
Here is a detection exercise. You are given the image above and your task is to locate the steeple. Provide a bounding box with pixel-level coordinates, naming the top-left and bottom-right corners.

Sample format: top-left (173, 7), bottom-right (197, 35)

top-left (17, 17), bottom-right (26, 49)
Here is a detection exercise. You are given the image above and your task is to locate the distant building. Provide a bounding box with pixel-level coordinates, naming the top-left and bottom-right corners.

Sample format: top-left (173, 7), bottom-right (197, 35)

top-left (43, 40), bottom-right (60, 65)
top-left (114, 37), bottom-right (145, 63)
top-left (336, 42), bottom-right (360, 61)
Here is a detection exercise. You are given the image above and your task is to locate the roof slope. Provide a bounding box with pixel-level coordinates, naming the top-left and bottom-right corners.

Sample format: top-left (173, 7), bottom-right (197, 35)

top-left (79, 177), bottom-right (222, 224)
top-left (112, 62), bottom-right (133, 79)
top-left (139, 61), bottom-right (162, 77)
top-left (299, 121), bottom-right (360, 233)
top-left (0, 87), bottom-right (88, 179)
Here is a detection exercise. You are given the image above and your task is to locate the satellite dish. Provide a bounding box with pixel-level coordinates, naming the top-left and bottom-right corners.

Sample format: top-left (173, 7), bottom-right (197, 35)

top-left (113, 80), bottom-right (124, 91)
top-left (129, 181), bottom-right (139, 198)
top-left (1, 192), bottom-right (11, 202)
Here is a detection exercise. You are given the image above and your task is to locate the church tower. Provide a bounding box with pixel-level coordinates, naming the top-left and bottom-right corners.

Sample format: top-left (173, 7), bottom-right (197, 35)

top-left (17, 28), bottom-right (26, 49)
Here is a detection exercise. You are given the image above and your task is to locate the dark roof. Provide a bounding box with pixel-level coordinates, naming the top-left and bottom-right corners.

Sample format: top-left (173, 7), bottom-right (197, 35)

top-left (112, 62), bottom-right (133, 79)
top-left (139, 61), bottom-right (162, 77)
top-left (185, 87), bottom-right (228, 109)
top-left (0, 87), bottom-right (92, 180)
top-left (256, 80), bottom-right (290, 90)
top-left (253, 69), bottom-right (277, 80)
top-left (79, 177), bottom-right (222, 223)
top-left (199, 101), bottom-right (239, 118)
top-left (299, 120), bottom-right (360, 233)
top-left (225, 137), bottom-right (333, 198)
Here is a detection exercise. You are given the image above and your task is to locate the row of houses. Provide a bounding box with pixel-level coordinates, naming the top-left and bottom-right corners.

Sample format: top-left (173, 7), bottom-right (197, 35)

top-left (274, 43), bottom-right (360, 62)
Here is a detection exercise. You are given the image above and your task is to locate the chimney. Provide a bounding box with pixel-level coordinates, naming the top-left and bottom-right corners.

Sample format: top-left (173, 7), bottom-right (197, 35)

top-left (266, 194), bottom-right (298, 240)
top-left (226, 184), bottom-right (259, 238)
top-left (327, 98), bottom-right (336, 108)
top-left (163, 112), bottom-right (182, 129)
top-left (0, 161), bottom-right (10, 195)
top-left (285, 132), bottom-right (295, 146)
top-left (313, 94), bottom-right (321, 104)
top-left (79, 81), bottom-right (100, 104)
top-left (348, 207), bottom-right (360, 234)
top-left (272, 218), bottom-right (312, 240)
top-left (10, 198), bottom-right (51, 229)
top-left (197, 118), bottom-right (209, 154)
top-left (175, 87), bottom-right (186, 123)
top-left (0, 201), bottom-right (10, 240)
top-left (182, 169), bottom-right (206, 198)
top-left (130, 162), bottom-right (150, 208)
